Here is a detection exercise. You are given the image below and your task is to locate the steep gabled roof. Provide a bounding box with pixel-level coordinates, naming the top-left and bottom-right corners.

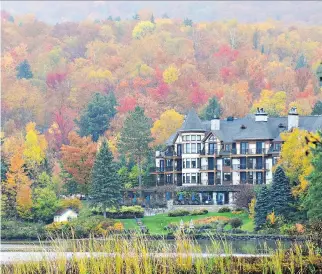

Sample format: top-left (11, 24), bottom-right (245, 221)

top-left (180, 108), bottom-right (205, 132)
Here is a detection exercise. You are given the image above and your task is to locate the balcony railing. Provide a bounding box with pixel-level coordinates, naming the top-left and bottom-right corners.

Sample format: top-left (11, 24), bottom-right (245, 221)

top-left (239, 179), bottom-right (265, 185)
top-left (165, 166), bottom-right (174, 172)
top-left (235, 148), bottom-right (269, 155)
top-left (232, 163), bottom-right (270, 170)
top-left (150, 167), bottom-right (165, 173)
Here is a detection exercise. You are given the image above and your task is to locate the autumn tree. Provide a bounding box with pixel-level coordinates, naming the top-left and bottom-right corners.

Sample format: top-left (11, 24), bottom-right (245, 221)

top-left (304, 131), bottom-right (322, 221)
top-left (16, 60), bottom-right (33, 79)
top-left (76, 92), bottom-right (117, 142)
top-left (151, 109), bottom-right (184, 146)
top-left (118, 107), bottom-right (153, 197)
top-left (200, 97), bottom-right (222, 120)
top-left (279, 128), bottom-right (317, 196)
top-left (312, 101), bottom-right (322, 115)
top-left (251, 90), bottom-right (287, 116)
top-left (61, 131), bottom-right (97, 194)
top-left (90, 140), bottom-right (122, 217)
top-left (163, 65), bottom-right (179, 84)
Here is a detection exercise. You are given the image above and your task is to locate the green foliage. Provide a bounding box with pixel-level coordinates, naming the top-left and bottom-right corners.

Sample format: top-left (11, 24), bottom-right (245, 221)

top-left (1, 219), bottom-right (46, 240)
top-left (269, 166), bottom-right (294, 218)
top-left (89, 140), bottom-right (122, 217)
top-left (190, 209), bottom-right (208, 216)
top-left (16, 60), bottom-right (33, 79)
top-left (230, 218), bottom-right (243, 228)
top-left (150, 14), bottom-right (155, 24)
top-left (295, 54), bottom-right (307, 70)
top-left (132, 13), bottom-right (140, 20)
top-left (254, 186), bottom-right (270, 230)
top-left (200, 97), bottom-right (222, 120)
top-left (76, 92), bottom-right (117, 141)
top-left (183, 18), bottom-right (193, 27)
top-left (218, 207), bottom-right (231, 213)
top-left (118, 107), bottom-right (153, 194)
top-left (1, 158), bottom-right (8, 181)
top-left (33, 187), bottom-right (60, 223)
top-left (168, 209), bottom-right (190, 217)
top-left (304, 132), bottom-right (322, 221)
top-left (93, 205), bottom-right (145, 218)
top-left (311, 101), bottom-right (322, 115)
top-left (60, 198), bottom-right (82, 211)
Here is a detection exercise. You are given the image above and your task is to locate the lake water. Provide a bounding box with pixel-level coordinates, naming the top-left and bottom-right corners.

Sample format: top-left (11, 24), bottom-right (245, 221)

top-left (0, 238), bottom-right (296, 264)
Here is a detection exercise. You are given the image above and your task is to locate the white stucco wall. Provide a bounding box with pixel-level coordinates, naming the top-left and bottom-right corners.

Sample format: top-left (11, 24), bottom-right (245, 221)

top-left (54, 209), bottom-right (78, 223)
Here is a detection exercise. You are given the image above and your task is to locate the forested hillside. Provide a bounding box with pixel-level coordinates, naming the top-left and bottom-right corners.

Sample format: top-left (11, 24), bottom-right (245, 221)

top-left (1, 11), bottom-right (322, 221)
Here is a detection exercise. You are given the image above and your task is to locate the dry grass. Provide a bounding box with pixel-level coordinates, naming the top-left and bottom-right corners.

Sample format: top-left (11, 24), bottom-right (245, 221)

top-left (2, 232), bottom-right (322, 274)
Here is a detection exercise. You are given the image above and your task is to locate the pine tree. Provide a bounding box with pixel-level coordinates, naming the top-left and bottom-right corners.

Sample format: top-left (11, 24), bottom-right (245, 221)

top-left (312, 101), bottom-right (322, 115)
top-left (200, 97), bottom-right (222, 120)
top-left (118, 107), bottom-right (153, 198)
top-left (304, 132), bottom-right (322, 221)
top-left (269, 166), bottom-right (294, 218)
top-left (254, 186), bottom-right (270, 230)
top-left (16, 60), bottom-right (33, 79)
top-left (261, 44), bottom-right (265, 54)
top-left (90, 140), bottom-right (122, 218)
top-left (76, 92), bottom-right (117, 141)
top-left (133, 13), bottom-right (140, 20)
top-left (162, 13), bottom-right (169, 19)
top-left (295, 54), bottom-right (307, 70)
top-left (183, 18), bottom-right (193, 27)
top-left (150, 14), bottom-right (155, 24)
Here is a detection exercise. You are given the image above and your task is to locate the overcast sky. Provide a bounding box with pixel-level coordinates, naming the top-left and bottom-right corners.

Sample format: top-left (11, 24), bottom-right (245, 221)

top-left (2, 1), bottom-right (322, 25)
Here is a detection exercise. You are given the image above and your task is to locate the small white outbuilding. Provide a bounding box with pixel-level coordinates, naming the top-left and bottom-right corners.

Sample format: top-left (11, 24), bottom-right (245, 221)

top-left (53, 208), bottom-right (78, 223)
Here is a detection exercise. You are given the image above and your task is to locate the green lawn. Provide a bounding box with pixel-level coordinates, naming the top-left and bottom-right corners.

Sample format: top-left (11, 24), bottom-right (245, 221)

top-left (118, 212), bottom-right (253, 235)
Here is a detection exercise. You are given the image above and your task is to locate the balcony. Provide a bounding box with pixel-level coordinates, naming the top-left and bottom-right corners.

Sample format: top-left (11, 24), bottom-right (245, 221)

top-left (165, 166), bottom-right (174, 172)
top-left (239, 179), bottom-right (265, 185)
top-left (150, 167), bottom-right (165, 173)
top-left (165, 151), bottom-right (182, 157)
top-left (232, 163), bottom-right (270, 170)
top-left (236, 148), bottom-right (269, 155)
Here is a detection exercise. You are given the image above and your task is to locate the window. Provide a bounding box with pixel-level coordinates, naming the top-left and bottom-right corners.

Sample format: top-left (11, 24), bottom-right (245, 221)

top-left (274, 143), bottom-right (281, 151)
top-left (185, 143), bottom-right (191, 153)
top-left (186, 159), bottom-right (191, 168)
top-left (191, 135), bottom-right (196, 141)
top-left (191, 158), bottom-right (197, 168)
top-left (197, 143), bottom-right (201, 153)
top-left (197, 135), bottom-right (201, 141)
top-left (191, 173), bottom-right (197, 184)
top-left (223, 173), bottom-right (231, 181)
top-left (186, 135), bottom-right (191, 141)
top-left (183, 174), bottom-right (186, 183)
top-left (186, 174), bottom-right (191, 183)
top-left (182, 135), bottom-right (186, 141)
top-left (225, 144), bottom-right (231, 151)
top-left (67, 216), bottom-right (72, 222)
top-left (223, 158), bottom-right (231, 166)
top-left (273, 157), bottom-right (279, 165)
top-left (191, 143), bottom-right (196, 153)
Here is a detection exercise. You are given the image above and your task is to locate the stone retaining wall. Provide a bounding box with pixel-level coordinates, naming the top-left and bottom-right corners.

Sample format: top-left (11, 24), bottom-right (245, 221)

top-left (169, 204), bottom-right (235, 212)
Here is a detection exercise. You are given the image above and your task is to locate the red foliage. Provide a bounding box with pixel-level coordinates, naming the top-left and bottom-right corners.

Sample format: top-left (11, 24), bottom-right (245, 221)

top-left (190, 83), bottom-right (209, 106)
top-left (220, 66), bottom-right (237, 83)
top-left (148, 82), bottom-right (170, 100)
top-left (132, 77), bottom-right (151, 90)
top-left (46, 72), bottom-right (67, 88)
top-left (117, 96), bottom-right (137, 113)
top-left (214, 45), bottom-right (239, 62)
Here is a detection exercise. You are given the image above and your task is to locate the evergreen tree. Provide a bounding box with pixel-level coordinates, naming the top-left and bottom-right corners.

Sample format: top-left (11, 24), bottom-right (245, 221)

top-left (254, 186), bottom-right (270, 230)
top-left (16, 60), bottom-right (33, 79)
top-left (90, 140), bottom-right (122, 218)
top-left (261, 44), bottom-right (265, 54)
top-left (183, 18), bottom-right (193, 27)
top-left (295, 54), bottom-right (307, 70)
top-left (304, 132), bottom-right (322, 221)
top-left (115, 16), bottom-right (121, 22)
top-left (76, 92), bottom-right (117, 141)
top-left (269, 166), bottom-right (294, 218)
top-left (312, 101), bottom-right (322, 115)
top-left (107, 15), bottom-right (113, 21)
top-left (150, 14), bottom-right (155, 24)
top-left (118, 107), bottom-right (153, 198)
top-left (200, 97), bottom-right (222, 120)
top-left (133, 13), bottom-right (140, 20)
top-left (162, 13), bottom-right (169, 19)
top-left (252, 29), bottom-right (259, 50)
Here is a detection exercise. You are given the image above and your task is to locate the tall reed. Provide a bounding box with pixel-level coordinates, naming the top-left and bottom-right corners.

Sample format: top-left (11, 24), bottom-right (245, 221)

top-left (2, 232), bottom-right (322, 274)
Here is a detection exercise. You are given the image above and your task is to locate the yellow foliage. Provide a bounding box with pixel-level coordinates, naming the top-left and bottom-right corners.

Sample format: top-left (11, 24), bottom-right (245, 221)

top-left (23, 122), bottom-right (48, 167)
top-left (248, 198), bottom-right (256, 220)
top-left (267, 211), bottom-right (276, 225)
top-left (151, 109), bottom-right (184, 145)
top-left (163, 65), bottom-right (179, 84)
top-left (288, 100), bottom-right (312, 115)
top-left (279, 128), bottom-right (319, 196)
top-left (88, 69), bottom-right (113, 80)
top-left (251, 90), bottom-right (287, 116)
top-left (113, 222), bottom-right (124, 231)
top-left (194, 216), bottom-right (230, 225)
top-left (132, 21), bottom-right (155, 39)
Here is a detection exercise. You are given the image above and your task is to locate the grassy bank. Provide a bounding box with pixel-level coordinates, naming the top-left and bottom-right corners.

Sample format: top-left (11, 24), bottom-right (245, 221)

top-left (118, 211), bottom-right (254, 235)
top-left (2, 234), bottom-right (321, 274)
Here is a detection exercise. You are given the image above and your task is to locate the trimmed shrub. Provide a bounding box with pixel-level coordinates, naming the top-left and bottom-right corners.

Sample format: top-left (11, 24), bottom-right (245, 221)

top-left (190, 209), bottom-right (208, 216)
top-left (230, 218), bottom-right (243, 228)
top-left (93, 206), bottom-right (144, 218)
top-left (168, 209), bottom-right (190, 217)
top-left (218, 207), bottom-right (231, 213)
top-left (60, 198), bottom-right (82, 211)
